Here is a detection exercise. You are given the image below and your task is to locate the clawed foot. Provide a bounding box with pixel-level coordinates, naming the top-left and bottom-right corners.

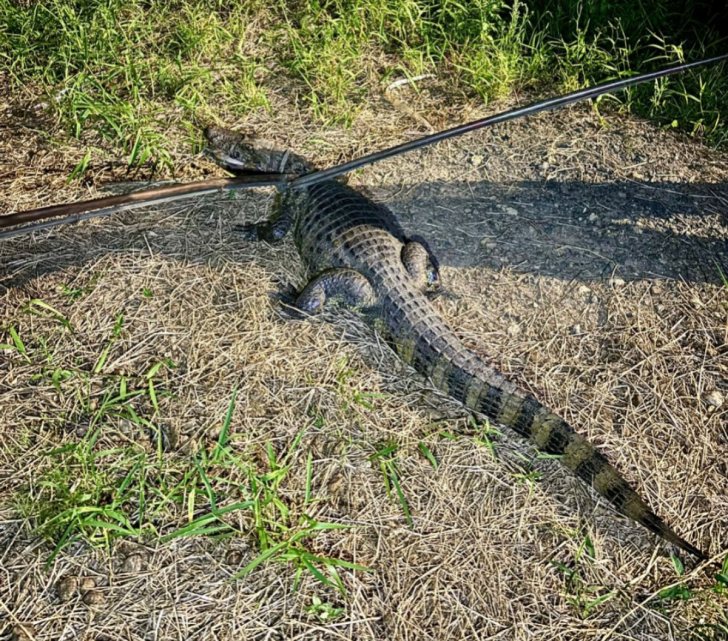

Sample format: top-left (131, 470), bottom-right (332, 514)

top-left (267, 283), bottom-right (308, 319)
top-left (268, 282), bottom-right (299, 305)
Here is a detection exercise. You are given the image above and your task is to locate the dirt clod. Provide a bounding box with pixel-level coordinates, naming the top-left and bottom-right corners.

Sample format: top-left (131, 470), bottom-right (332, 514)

top-left (83, 590), bottom-right (105, 607)
top-left (79, 577), bottom-right (97, 593)
top-left (225, 550), bottom-right (243, 565)
top-left (55, 575), bottom-right (78, 603)
top-left (705, 390), bottom-right (725, 408)
top-left (120, 554), bottom-right (146, 574)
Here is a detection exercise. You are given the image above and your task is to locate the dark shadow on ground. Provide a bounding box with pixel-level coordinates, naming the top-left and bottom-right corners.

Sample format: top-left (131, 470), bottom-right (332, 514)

top-left (1, 178), bottom-right (727, 289)
top-left (378, 179), bottom-right (728, 284)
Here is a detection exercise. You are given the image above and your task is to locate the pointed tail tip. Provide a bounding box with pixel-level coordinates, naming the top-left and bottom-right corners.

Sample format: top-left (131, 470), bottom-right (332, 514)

top-left (664, 529), bottom-right (708, 562)
top-left (641, 508), bottom-right (707, 561)
top-left (681, 541), bottom-right (709, 563)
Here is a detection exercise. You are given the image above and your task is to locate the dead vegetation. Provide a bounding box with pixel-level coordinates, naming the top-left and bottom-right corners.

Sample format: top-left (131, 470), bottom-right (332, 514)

top-left (2, 88), bottom-right (728, 640)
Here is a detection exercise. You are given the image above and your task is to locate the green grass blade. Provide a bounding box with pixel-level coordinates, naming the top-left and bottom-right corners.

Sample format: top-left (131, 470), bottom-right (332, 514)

top-left (389, 468), bottom-right (413, 527)
top-left (9, 327), bottom-right (26, 355)
top-left (418, 442), bottom-right (438, 469)
top-left (212, 386), bottom-right (237, 462)
top-left (233, 540), bottom-right (289, 580)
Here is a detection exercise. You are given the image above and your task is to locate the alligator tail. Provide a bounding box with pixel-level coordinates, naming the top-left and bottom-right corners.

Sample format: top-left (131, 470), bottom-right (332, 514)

top-left (394, 322), bottom-right (707, 560)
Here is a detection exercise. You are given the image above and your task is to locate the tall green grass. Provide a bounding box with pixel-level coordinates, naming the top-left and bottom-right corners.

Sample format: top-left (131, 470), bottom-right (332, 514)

top-left (1, 0), bottom-right (726, 171)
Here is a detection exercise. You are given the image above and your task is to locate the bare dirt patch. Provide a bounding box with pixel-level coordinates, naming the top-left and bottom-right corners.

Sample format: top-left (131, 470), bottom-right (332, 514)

top-left (1, 96), bottom-right (727, 640)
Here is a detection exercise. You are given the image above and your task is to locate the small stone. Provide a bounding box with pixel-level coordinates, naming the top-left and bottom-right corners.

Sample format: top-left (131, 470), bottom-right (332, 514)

top-left (79, 577), bottom-right (96, 593)
top-left (608, 277), bottom-right (625, 287)
top-left (480, 239), bottom-right (496, 249)
top-left (502, 206), bottom-right (518, 217)
top-left (56, 575), bottom-right (78, 603)
top-left (507, 323), bottom-right (520, 337)
top-left (589, 294), bottom-right (599, 304)
top-left (705, 390), bottom-right (724, 408)
top-left (470, 154), bottom-right (483, 167)
top-left (120, 554), bottom-right (145, 574)
top-left (570, 324), bottom-right (581, 335)
top-left (650, 284), bottom-right (664, 295)
top-left (207, 425), bottom-right (223, 440)
top-left (225, 550), bottom-right (243, 565)
top-left (541, 161), bottom-right (549, 170)
top-left (588, 213), bottom-right (599, 223)
top-left (83, 589), bottom-right (105, 606)
top-left (11, 624), bottom-right (37, 641)
top-left (577, 285), bottom-right (591, 295)
top-left (691, 296), bottom-right (703, 309)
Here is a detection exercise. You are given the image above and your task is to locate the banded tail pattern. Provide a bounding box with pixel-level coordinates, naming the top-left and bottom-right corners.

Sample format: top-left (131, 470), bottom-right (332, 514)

top-left (390, 299), bottom-right (706, 560)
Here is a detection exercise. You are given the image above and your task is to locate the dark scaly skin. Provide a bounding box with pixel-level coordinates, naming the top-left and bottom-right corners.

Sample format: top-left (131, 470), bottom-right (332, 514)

top-left (205, 126), bottom-right (707, 560)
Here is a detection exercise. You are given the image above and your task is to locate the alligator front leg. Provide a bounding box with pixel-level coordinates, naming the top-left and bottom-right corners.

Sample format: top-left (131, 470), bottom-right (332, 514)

top-left (296, 269), bottom-right (376, 314)
top-left (401, 240), bottom-right (441, 292)
top-left (234, 191), bottom-right (294, 243)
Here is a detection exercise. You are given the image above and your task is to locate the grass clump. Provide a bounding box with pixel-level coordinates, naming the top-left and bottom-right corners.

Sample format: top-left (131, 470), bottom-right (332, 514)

top-left (1, 0), bottom-right (727, 172)
top-left (13, 386), bottom-right (367, 594)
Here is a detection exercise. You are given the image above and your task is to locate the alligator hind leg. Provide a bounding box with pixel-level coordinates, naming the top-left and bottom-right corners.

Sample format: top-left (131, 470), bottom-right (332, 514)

top-left (234, 191), bottom-right (294, 242)
top-left (296, 269), bottom-right (376, 314)
top-left (401, 239), bottom-right (441, 292)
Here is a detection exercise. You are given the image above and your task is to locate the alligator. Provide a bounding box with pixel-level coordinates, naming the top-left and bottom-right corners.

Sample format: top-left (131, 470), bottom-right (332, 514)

top-left (204, 124), bottom-right (707, 560)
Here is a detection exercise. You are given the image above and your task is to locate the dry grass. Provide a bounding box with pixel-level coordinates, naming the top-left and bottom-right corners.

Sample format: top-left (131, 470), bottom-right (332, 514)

top-left (2, 90), bottom-right (728, 640)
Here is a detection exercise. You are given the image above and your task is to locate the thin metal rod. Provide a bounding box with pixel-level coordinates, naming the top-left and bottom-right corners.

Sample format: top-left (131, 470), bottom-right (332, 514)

top-left (0, 174), bottom-right (291, 234)
top-left (290, 53), bottom-right (728, 189)
top-left (0, 179), bottom-right (287, 240)
top-left (2, 53), bottom-right (726, 241)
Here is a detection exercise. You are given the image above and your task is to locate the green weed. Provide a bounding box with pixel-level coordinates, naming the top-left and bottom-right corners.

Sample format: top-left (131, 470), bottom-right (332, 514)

top-left (550, 533), bottom-right (617, 618)
top-left (335, 356), bottom-right (389, 410)
top-left (2, 0), bottom-right (727, 174)
top-left (15, 377), bottom-right (367, 594)
top-left (369, 441), bottom-right (413, 527)
top-left (417, 441), bottom-right (438, 470)
top-left (471, 415), bottom-right (502, 459)
top-left (58, 273), bottom-right (102, 304)
top-left (305, 595), bottom-right (346, 622)
top-left (13, 358), bottom-right (179, 565)
top-left (655, 556), bottom-right (728, 639)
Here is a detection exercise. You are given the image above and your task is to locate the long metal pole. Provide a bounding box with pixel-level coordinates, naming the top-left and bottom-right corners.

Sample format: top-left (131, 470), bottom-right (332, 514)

top-left (291, 53), bottom-right (728, 188)
top-left (1, 53), bottom-right (726, 240)
top-left (0, 174), bottom-right (291, 231)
